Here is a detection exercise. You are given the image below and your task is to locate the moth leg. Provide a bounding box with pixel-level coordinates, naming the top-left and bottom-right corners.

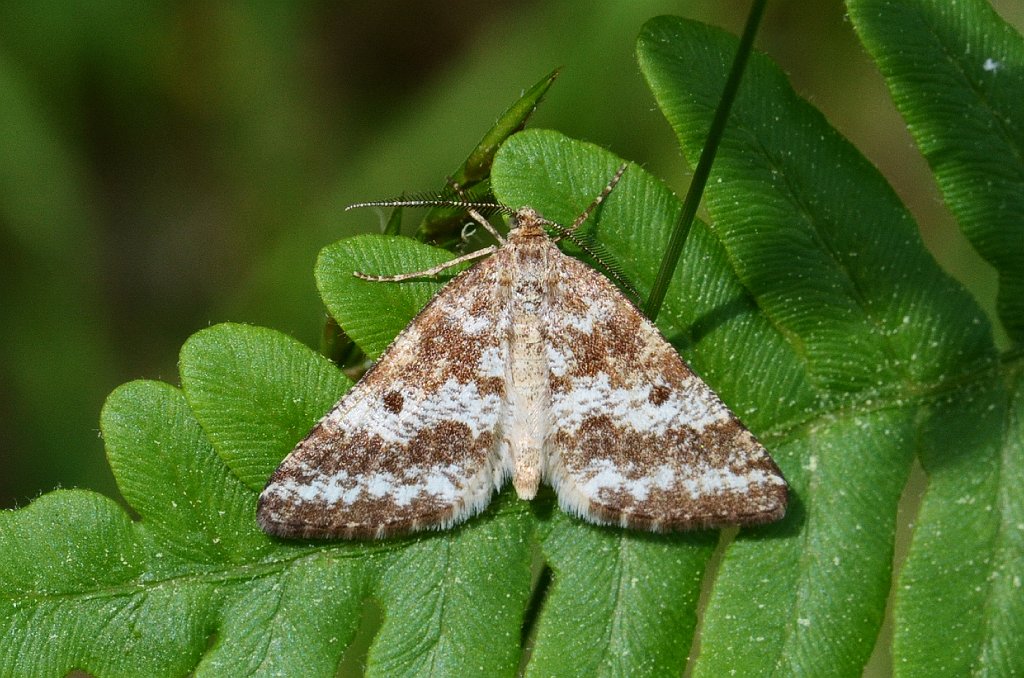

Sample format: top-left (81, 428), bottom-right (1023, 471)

top-left (445, 177), bottom-right (507, 245)
top-left (354, 245), bottom-right (498, 282)
top-left (569, 162), bottom-right (628, 231)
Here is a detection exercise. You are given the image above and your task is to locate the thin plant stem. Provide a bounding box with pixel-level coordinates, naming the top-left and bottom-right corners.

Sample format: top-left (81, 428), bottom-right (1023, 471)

top-left (643, 0), bottom-right (767, 320)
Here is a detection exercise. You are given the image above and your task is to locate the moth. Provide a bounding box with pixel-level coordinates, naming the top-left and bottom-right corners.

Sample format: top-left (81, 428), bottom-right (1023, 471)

top-left (258, 166), bottom-right (788, 538)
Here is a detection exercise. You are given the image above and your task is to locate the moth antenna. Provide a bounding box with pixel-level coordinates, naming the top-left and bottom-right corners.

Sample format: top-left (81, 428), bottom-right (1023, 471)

top-left (347, 193), bottom-right (511, 244)
top-left (543, 162), bottom-right (639, 300)
top-left (346, 198), bottom-right (513, 214)
top-left (551, 225), bottom-right (642, 304)
top-left (570, 162), bottom-right (629, 232)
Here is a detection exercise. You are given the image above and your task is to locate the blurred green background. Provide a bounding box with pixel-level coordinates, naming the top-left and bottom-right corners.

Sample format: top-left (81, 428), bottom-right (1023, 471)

top-left (2, 1), bottom-right (1020, 512)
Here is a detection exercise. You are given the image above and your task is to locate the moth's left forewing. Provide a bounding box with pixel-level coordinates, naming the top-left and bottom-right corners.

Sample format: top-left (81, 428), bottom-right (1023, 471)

top-left (542, 251), bottom-right (788, 531)
top-left (258, 254), bottom-right (513, 539)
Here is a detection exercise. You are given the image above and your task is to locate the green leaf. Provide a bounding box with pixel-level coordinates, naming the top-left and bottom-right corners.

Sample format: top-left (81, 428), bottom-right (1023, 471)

top-left (847, 1), bottom-right (1024, 675)
top-left (180, 323), bottom-right (353, 491)
top-left (103, 380), bottom-right (367, 676)
top-left (848, 0), bottom-right (1024, 344)
top-left (1, 381), bottom-right (326, 678)
top-left (458, 68), bottom-right (559, 187)
top-left (315, 234), bottom-right (467, 359)
top-left (199, 554), bottom-right (366, 676)
top-left (525, 512), bottom-right (715, 677)
top-left (368, 509), bottom-right (532, 676)
top-left (102, 380), bottom-right (272, 567)
top-left (0, 491), bottom-right (155, 677)
top-left (1, 326), bottom-right (531, 676)
top-left (623, 13), bottom-right (1018, 677)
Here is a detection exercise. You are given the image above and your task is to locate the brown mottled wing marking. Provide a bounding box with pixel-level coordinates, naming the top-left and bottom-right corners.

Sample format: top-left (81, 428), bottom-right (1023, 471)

top-left (542, 251), bottom-right (788, 531)
top-left (257, 254), bottom-right (511, 539)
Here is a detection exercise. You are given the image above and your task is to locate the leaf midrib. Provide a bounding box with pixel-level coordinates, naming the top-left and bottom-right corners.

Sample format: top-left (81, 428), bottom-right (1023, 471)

top-left (0, 549), bottom-right (364, 605)
top-left (755, 352), bottom-right (1005, 446)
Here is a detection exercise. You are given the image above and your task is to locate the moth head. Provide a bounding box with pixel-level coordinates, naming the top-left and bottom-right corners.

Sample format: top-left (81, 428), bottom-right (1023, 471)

top-left (508, 206), bottom-right (555, 235)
